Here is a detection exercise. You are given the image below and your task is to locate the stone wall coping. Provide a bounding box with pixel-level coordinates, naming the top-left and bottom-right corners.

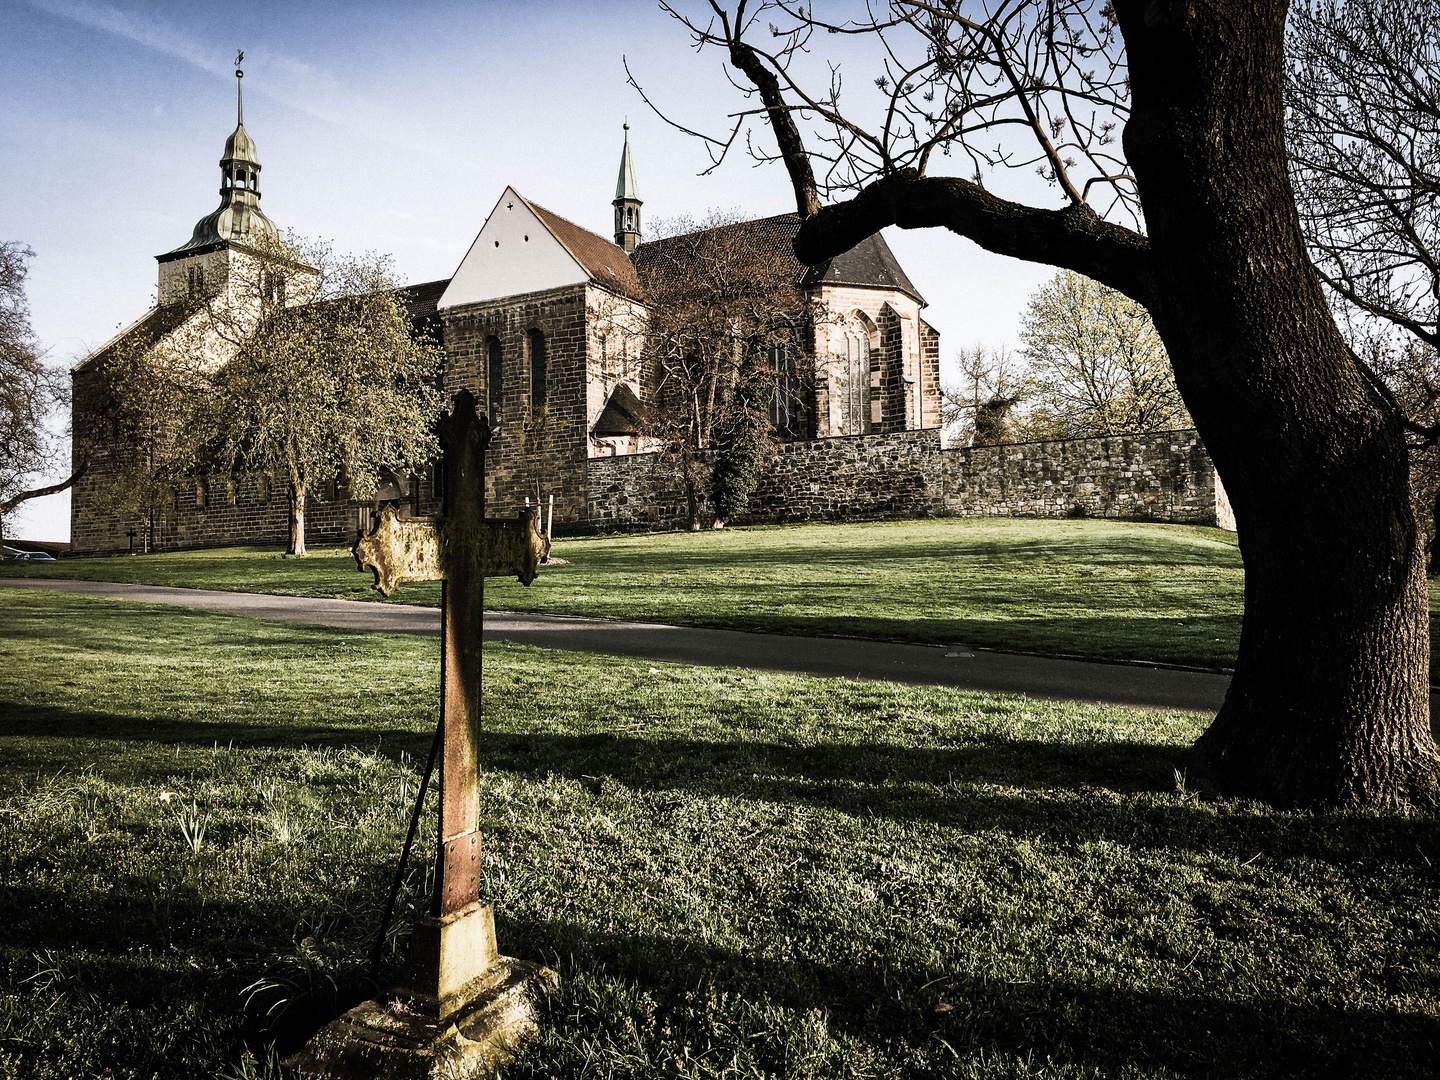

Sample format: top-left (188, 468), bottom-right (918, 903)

top-left (945, 427), bottom-right (1202, 453)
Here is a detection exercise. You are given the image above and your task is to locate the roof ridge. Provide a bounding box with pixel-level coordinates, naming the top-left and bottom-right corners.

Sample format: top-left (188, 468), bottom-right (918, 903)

top-left (520, 194), bottom-right (626, 259)
top-left (514, 190), bottom-right (645, 301)
top-left (635, 211), bottom-right (801, 251)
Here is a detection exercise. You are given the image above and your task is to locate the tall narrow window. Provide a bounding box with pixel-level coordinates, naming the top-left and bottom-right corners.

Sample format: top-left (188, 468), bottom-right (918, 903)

top-left (528, 328), bottom-right (547, 413)
top-left (768, 343), bottom-right (797, 436)
top-left (486, 336), bottom-right (503, 426)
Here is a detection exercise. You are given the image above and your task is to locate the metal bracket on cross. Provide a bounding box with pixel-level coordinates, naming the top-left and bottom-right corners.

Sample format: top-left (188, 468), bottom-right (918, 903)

top-left (288, 389), bottom-right (558, 1078)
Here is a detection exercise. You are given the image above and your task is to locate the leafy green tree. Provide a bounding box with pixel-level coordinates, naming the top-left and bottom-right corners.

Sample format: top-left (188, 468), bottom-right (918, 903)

top-left (710, 393), bottom-right (771, 524)
top-left (99, 233), bottom-right (442, 556)
top-left (207, 236), bottom-right (443, 555)
top-left (1019, 271), bottom-right (1188, 439)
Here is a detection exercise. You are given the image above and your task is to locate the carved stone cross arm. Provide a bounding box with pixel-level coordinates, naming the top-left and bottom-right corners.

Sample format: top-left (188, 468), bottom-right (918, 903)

top-left (353, 505), bottom-right (546, 597)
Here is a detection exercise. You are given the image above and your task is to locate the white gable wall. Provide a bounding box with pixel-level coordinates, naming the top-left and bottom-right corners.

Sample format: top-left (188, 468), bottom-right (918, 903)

top-left (438, 187), bottom-right (588, 310)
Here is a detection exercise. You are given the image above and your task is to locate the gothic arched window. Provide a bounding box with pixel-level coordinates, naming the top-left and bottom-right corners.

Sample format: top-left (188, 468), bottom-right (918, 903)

top-left (840, 314), bottom-right (874, 435)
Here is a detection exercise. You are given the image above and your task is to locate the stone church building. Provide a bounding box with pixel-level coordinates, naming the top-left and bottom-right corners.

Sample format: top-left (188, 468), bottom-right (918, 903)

top-left (70, 100), bottom-right (947, 553)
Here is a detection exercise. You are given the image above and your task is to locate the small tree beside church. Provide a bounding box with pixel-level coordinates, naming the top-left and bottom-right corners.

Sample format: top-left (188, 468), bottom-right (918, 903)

top-left (207, 234), bottom-right (443, 556)
top-left (632, 211), bottom-right (819, 529)
top-left (99, 233), bottom-right (442, 556)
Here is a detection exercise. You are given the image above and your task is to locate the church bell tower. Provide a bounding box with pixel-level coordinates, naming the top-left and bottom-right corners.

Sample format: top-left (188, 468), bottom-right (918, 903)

top-left (156, 63), bottom-right (281, 305)
top-left (613, 123), bottom-right (642, 254)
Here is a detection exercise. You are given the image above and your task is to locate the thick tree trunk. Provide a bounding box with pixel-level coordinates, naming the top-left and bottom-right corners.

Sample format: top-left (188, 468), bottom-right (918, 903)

top-left (289, 483), bottom-right (307, 557)
top-left (1116, 0), bottom-right (1438, 806)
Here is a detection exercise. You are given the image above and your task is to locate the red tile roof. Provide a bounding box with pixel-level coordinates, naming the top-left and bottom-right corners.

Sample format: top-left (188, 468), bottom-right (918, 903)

top-left (633, 213), bottom-right (924, 306)
top-left (522, 197), bottom-right (646, 302)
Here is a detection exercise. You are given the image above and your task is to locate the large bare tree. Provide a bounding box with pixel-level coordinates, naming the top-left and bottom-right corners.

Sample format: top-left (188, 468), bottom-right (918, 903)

top-left (641, 0), bottom-right (1439, 807)
top-left (1287, 0), bottom-right (1440, 565)
top-left (624, 211), bottom-right (817, 530)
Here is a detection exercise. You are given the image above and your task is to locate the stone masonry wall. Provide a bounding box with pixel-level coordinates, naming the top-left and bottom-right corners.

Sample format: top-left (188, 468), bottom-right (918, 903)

top-left (69, 454), bottom-right (364, 555)
top-left (584, 427), bottom-right (1225, 532)
top-left (943, 429), bottom-right (1218, 522)
top-left (442, 283), bottom-right (593, 524)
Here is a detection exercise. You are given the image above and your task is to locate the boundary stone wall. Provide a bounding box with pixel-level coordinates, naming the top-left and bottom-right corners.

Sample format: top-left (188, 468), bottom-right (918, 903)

top-left (584, 427), bottom-right (1225, 532)
top-left (943, 429), bottom-right (1219, 523)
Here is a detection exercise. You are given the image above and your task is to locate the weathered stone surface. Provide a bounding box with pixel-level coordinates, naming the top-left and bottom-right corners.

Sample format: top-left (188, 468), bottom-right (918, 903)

top-left (352, 507), bottom-right (546, 596)
top-left (943, 429), bottom-right (1218, 522)
top-left (390, 901), bottom-right (500, 1021)
top-left (285, 956), bottom-right (558, 1080)
top-left (584, 427), bottom-right (1226, 532)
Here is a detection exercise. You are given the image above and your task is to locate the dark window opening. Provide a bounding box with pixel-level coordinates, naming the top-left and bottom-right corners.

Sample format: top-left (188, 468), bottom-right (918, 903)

top-left (768, 343), bottom-right (800, 436)
top-left (528, 328), bottom-right (547, 413)
top-left (486, 336), bottom-right (503, 427)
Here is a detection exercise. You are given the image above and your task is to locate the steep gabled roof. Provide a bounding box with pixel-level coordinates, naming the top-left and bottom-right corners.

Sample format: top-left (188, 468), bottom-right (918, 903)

top-left (73, 303), bottom-right (200, 372)
top-left (521, 195), bottom-right (645, 302)
top-left (592, 382), bottom-right (643, 435)
top-left (631, 213), bottom-right (924, 306)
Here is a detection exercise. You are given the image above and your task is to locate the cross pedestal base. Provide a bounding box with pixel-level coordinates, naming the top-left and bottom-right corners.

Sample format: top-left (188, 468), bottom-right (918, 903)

top-left (393, 900), bottom-right (499, 1020)
top-left (284, 953), bottom-right (558, 1080)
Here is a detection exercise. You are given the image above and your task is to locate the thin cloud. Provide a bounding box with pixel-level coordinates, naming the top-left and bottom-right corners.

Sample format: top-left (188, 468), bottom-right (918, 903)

top-left (22, 0), bottom-right (405, 142)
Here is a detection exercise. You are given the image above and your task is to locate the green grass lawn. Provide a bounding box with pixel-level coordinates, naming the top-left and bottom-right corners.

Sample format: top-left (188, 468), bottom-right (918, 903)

top-left (1, 589), bottom-right (1436, 1078)
top-left (0, 518), bottom-right (1252, 670)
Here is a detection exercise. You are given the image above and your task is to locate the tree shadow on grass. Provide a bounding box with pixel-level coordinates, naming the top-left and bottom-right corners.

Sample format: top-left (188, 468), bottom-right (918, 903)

top-left (479, 730), bottom-right (1436, 864)
top-left (0, 701), bottom-right (433, 783)
top-left (4, 704), bottom-right (1435, 864)
top-left (501, 913), bottom-right (1436, 1080)
top-left (0, 876), bottom-right (381, 1072)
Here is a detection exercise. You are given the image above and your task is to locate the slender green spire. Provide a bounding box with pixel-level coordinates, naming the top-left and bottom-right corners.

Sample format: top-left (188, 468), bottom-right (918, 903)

top-left (615, 122), bottom-right (640, 202)
top-left (613, 123), bottom-right (642, 253)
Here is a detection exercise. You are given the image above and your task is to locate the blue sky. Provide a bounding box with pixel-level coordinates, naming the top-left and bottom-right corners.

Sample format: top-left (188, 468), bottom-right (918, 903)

top-left (1, 0), bottom-right (1057, 541)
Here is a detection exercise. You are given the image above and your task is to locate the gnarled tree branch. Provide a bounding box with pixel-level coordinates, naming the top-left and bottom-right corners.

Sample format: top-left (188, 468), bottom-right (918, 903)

top-left (792, 170), bottom-right (1152, 307)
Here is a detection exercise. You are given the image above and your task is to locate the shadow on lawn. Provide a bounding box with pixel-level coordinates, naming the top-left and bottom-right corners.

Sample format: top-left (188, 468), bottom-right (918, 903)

top-left (481, 730), bottom-right (1435, 863)
top-left (557, 526), bottom-right (1243, 573)
top-left (0, 875), bottom-right (382, 1069)
top-left (501, 913), bottom-right (1436, 1080)
top-left (6, 702), bottom-right (1436, 865)
top-left (0, 701), bottom-right (433, 772)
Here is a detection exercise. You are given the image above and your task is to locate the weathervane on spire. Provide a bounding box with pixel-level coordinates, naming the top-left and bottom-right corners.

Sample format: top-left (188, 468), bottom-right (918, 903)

top-left (234, 50), bottom-right (245, 125)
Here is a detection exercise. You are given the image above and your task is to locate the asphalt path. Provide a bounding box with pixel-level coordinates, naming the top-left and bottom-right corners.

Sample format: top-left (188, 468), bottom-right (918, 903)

top-left (1, 577), bottom-right (1235, 711)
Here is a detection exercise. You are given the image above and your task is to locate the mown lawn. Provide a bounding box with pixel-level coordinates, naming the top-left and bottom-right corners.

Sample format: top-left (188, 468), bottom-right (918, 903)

top-left (0, 589), bottom-right (1436, 1078)
top-left (0, 518), bottom-right (1251, 670)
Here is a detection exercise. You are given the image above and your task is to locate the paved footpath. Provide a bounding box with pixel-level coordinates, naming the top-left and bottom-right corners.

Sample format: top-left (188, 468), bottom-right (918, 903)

top-left (1, 578), bottom-right (1234, 711)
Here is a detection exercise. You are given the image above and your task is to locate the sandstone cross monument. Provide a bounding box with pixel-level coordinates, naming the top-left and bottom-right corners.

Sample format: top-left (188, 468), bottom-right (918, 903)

top-left (289, 390), bottom-right (556, 1079)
